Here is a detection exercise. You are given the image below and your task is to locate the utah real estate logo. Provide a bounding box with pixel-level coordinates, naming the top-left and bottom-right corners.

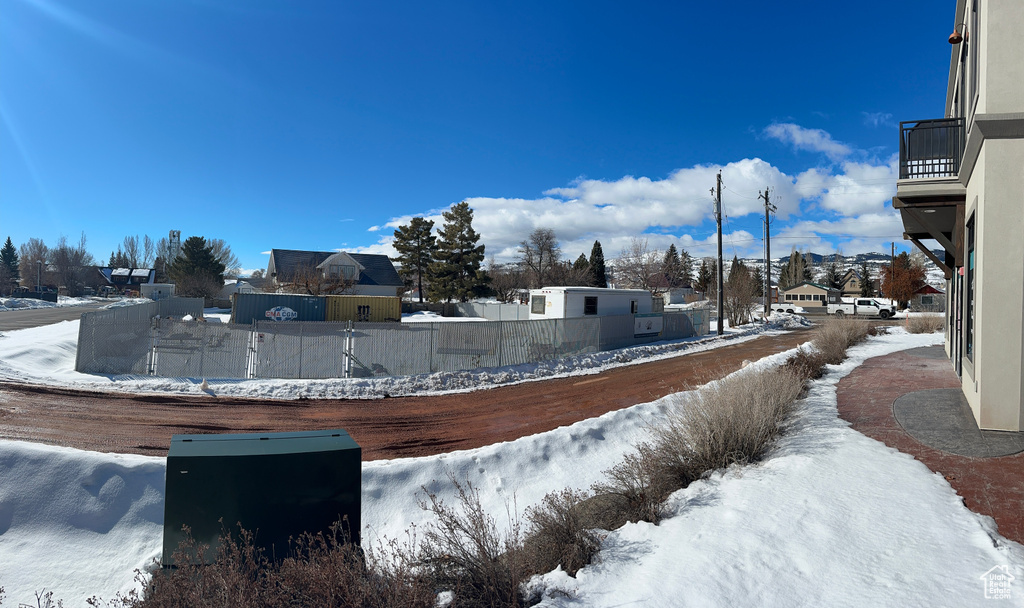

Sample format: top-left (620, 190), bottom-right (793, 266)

top-left (980, 565), bottom-right (1014, 600)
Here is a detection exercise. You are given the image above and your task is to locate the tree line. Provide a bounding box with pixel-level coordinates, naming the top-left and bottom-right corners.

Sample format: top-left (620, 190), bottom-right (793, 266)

top-left (0, 232), bottom-right (240, 299)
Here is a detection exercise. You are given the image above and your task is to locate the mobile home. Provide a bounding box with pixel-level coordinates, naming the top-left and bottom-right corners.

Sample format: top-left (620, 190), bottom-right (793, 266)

top-left (528, 287), bottom-right (654, 320)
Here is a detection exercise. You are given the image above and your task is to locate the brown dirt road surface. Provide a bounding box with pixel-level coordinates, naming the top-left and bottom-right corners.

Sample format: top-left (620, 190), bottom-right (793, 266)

top-left (0, 328), bottom-right (813, 461)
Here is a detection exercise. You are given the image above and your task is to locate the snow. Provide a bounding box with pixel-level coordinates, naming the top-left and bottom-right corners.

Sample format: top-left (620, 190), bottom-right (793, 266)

top-left (0, 314), bottom-right (798, 400)
top-left (2, 327), bottom-right (1020, 607)
top-left (402, 311), bottom-right (487, 322)
top-left (0, 296), bottom-right (96, 312)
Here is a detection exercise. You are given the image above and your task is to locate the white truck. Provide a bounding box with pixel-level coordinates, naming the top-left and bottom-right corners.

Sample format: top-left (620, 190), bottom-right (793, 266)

top-left (826, 297), bottom-right (898, 319)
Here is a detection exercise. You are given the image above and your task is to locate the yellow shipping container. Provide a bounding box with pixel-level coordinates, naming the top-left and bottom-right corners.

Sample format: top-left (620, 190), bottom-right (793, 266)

top-left (325, 295), bottom-right (402, 323)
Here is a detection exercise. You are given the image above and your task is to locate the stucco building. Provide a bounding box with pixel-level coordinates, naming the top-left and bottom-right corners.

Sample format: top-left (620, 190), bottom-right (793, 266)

top-left (894, 0), bottom-right (1023, 431)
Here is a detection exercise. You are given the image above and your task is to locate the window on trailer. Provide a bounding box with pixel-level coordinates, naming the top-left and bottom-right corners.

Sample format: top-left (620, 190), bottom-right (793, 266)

top-left (531, 295), bottom-right (546, 315)
top-left (630, 300), bottom-right (638, 314)
top-left (584, 296), bottom-right (598, 315)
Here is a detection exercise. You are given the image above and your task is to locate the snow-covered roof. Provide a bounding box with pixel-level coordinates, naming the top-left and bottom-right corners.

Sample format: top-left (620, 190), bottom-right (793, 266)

top-left (111, 268), bottom-right (131, 277)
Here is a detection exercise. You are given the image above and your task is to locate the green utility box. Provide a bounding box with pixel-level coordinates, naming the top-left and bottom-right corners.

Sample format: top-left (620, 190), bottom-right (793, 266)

top-left (163, 429), bottom-right (361, 566)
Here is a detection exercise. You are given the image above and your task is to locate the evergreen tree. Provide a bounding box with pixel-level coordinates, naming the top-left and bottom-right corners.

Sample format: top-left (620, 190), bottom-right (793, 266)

top-left (167, 236), bottom-right (226, 299)
top-left (752, 265), bottom-right (765, 297)
top-left (859, 260), bottom-right (873, 297)
top-left (679, 248), bottom-right (694, 288)
top-left (695, 258), bottom-right (714, 294)
top-left (573, 253), bottom-right (593, 285)
top-left (778, 250), bottom-right (812, 289)
top-left (428, 202), bottom-right (489, 302)
top-left (823, 261), bottom-right (842, 290)
top-left (662, 244), bottom-right (681, 288)
top-left (392, 217), bottom-right (437, 303)
top-left (589, 240), bottom-right (608, 288)
top-left (1, 237), bottom-right (20, 295)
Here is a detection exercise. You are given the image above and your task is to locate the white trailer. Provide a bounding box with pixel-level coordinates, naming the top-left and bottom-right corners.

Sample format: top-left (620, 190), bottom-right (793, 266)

top-left (528, 287), bottom-right (654, 320)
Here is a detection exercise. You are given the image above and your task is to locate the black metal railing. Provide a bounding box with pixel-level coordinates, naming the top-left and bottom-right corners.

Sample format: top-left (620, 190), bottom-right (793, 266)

top-left (899, 118), bottom-right (965, 179)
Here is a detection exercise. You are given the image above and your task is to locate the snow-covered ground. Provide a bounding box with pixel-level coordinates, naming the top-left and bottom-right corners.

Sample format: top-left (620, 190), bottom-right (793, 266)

top-left (0, 296), bottom-right (98, 311)
top-left (0, 313), bottom-right (808, 401)
top-left (1, 327), bottom-right (1020, 606)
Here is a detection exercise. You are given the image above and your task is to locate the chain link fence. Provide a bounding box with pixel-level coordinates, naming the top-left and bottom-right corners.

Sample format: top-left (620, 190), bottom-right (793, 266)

top-left (77, 302), bottom-right (710, 380)
top-left (75, 298), bottom-right (206, 375)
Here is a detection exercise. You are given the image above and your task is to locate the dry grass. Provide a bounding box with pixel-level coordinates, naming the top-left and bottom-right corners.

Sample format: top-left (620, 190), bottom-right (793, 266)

top-left (907, 314), bottom-right (945, 334)
top-left (812, 317), bottom-right (871, 364)
top-left (594, 365), bottom-right (806, 525)
top-left (522, 489), bottom-right (601, 577)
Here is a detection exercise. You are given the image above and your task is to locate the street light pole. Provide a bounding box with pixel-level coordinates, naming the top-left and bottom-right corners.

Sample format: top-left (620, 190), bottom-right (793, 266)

top-left (37, 260), bottom-right (42, 292)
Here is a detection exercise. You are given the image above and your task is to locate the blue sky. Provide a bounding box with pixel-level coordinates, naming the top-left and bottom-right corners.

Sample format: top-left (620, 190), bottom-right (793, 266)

top-left (1, 0), bottom-right (954, 274)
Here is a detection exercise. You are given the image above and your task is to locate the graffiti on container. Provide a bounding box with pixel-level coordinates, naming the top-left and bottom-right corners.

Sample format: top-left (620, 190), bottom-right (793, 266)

top-left (265, 306), bottom-right (299, 321)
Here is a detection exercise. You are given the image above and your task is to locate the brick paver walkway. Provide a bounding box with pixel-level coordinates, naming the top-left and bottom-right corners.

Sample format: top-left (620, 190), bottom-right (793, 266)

top-left (836, 347), bottom-right (1024, 544)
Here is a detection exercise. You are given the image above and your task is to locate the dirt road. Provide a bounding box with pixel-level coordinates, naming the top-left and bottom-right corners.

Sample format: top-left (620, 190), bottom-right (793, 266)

top-left (0, 329), bottom-right (813, 460)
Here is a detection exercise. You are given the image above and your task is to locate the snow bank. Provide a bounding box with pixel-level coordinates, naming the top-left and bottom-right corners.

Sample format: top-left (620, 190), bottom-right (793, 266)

top-left (0, 296), bottom-right (96, 312)
top-left (0, 442), bottom-right (165, 605)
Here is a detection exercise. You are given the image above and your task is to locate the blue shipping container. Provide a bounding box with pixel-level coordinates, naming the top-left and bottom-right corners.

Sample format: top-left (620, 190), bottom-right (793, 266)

top-left (231, 293), bottom-right (327, 324)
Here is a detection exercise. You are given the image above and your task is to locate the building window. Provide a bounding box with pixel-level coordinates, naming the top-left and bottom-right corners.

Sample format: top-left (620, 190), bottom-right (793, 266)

top-left (799, 294), bottom-right (806, 301)
top-left (584, 296), bottom-right (598, 315)
top-left (630, 300), bottom-right (638, 314)
top-left (966, 213), bottom-right (976, 362)
top-left (922, 295), bottom-right (934, 306)
top-left (531, 295), bottom-right (546, 315)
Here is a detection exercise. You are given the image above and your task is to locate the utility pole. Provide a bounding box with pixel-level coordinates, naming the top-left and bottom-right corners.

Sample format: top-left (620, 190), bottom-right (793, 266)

top-left (890, 241), bottom-right (896, 301)
top-left (712, 172), bottom-right (724, 335)
top-left (760, 186), bottom-right (776, 319)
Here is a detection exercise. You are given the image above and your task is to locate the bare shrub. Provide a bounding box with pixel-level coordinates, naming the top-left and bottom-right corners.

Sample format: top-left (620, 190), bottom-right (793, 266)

top-left (523, 489), bottom-right (601, 576)
top-left (591, 444), bottom-right (674, 525)
top-left (419, 476), bottom-right (532, 607)
top-left (908, 314), bottom-right (944, 334)
top-left (98, 522), bottom-right (431, 608)
top-left (647, 366), bottom-right (806, 488)
top-left (813, 317), bottom-right (870, 364)
top-left (783, 347), bottom-right (828, 381)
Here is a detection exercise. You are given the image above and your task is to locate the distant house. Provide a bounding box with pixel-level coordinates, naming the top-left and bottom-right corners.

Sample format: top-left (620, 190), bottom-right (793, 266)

top-left (839, 269), bottom-right (865, 296)
top-left (781, 281), bottom-right (841, 307)
top-left (98, 267), bottom-right (155, 288)
top-left (266, 249), bottom-right (403, 297)
top-left (910, 284), bottom-right (945, 312)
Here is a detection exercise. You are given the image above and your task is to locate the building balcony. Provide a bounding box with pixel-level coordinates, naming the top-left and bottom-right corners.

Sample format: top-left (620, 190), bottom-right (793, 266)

top-left (899, 118), bottom-right (965, 180)
top-left (894, 118), bottom-right (967, 279)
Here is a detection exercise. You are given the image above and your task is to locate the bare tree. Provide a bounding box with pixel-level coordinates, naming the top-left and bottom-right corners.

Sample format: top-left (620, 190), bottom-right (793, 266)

top-left (488, 259), bottom-right (527, 303)
top-left (18, 238), bottom-right (49, 289)
top-left (615, 238), bottom-right (665, 294)
top-left (283, 263), bottom-right (357, 295)
top-left (143, 235), bottom-right (155, 267)
top-left (50, 233), bottom-right (96, 296)
top-left (518, 228), bottom-right (561, 288)
top-left (207, 238), bottom-right (241, 279)
top-left (724, 257), bottom-right (758, 326)
top-left (122, 236), bottom-right (142, 267)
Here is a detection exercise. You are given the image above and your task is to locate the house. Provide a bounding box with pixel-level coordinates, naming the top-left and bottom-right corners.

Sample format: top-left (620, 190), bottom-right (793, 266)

top-left (893, 0), bottom-right (1024, 431)
top-left (266, 249), bottom-right (404, 297)
top-left (97, 267), bottom-right (155, 293)
top-left (838, 269), bottom-right (865, 297)
top-left (910, 284), bottom-right (945, 312)
top-left (780, 282), bottom-right (841, 307)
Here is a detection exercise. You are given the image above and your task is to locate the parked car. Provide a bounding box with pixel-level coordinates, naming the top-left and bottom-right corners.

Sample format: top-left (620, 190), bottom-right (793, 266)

top-left (769, 303), bottom-right (806, 315)
top-left (827, 298), bottom-right (897, 319)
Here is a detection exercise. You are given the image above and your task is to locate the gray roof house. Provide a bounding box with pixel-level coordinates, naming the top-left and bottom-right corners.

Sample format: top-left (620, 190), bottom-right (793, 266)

top-left (266, 249), bottom-right (403, 296)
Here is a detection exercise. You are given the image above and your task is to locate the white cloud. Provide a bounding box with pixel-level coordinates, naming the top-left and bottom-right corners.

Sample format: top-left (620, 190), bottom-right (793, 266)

top-left (794, 156), bottom-right (897, 216)
top-left (764, 122), bottom-right (852, 160)
top-left (862, 112), bottom-right (895, 128)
